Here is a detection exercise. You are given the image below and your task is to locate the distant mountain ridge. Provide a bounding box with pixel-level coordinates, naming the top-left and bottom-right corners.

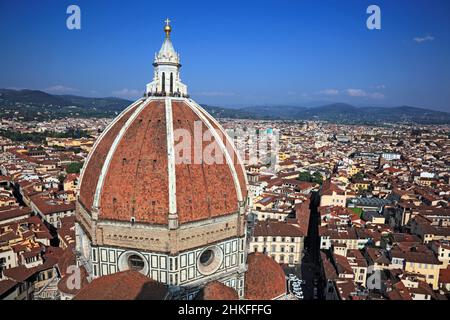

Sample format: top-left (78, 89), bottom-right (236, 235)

top-left (297, 103), bottom-right (450, 124)
top-left (0, 89), bottom-right (133, 121)
top-left (0, 89), bottom-right (131, 110)
top-left (203, 103), bottom-right (450, 124)
top-left (1, 89), bottom-right (449, 124)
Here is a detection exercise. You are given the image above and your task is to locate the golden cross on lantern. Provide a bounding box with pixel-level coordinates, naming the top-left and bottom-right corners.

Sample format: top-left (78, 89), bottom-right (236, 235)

top-left (164, 18), bottom-right (172, 38)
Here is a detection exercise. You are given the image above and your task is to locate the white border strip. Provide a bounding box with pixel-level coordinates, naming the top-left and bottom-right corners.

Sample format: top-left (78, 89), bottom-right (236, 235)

top-left (189, 99), bottom-right (249, 188)
top-left (165, 97), bottom-right (177, 214)
top-left (78, 98), bottom-right (144, 196)
top-left (184, 99), bottom-right (243, 202)
top-left (92, 98), bottom-right (151, 209)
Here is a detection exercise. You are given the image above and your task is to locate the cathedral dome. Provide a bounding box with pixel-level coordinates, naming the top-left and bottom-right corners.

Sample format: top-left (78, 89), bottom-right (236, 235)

top-left (78, 98), bottom-right (247, 226)
top-left (244, 253), bottom-right (287, 300)
top-left (75, 20), bottom-right (248, 299)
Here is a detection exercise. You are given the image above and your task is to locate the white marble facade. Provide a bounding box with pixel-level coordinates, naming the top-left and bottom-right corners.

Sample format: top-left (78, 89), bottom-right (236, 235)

top-left (84, 236), bottom-right (246, 299)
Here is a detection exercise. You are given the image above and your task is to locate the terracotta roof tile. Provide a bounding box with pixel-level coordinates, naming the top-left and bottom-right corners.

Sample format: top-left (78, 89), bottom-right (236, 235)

top-left (245, 253), bottom-right (286, 300)
top-left (78, 101), bottom-right (142, 211)
top-left (253, 219), bottom-right (305, 238)
top-left (0, 279), bottom-right (18, 296)
top-left (78, 99), bottom-right (247, 225)
top-left (197, 281), bottom-right (239, 300)
top-left (74, 271), bottom-right (169, 300)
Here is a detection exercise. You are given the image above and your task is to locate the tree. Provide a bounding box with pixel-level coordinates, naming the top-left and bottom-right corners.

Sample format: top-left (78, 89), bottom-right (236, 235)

top-left (297, 171), bottom-right (323, 185)
top-left (66, 162), bottom-right (83, 174)
top-left (297, 172), bottom-right (312, 182)
top-left (349, 207), bottom-right (363, 218)
top-left (311, 172), bottom-right (324, 185)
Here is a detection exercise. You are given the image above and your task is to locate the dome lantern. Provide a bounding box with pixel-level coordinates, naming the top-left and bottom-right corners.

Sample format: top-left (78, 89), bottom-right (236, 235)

top-left (146, 19), bottom-right (187, 97)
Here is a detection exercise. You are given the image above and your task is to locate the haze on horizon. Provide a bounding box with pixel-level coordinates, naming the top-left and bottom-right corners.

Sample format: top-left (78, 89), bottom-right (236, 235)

top-left (0, 0), bottom-right (449, 112)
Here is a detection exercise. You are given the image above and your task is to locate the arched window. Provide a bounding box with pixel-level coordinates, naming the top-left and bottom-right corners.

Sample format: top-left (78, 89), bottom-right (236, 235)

top-left (170, 72), bottom-right (174, 94)
top-left (161, 72), bottom-right (165, 93)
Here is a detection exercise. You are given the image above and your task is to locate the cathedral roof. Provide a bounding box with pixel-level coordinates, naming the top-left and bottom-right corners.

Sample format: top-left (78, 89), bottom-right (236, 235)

top-left (244, 253), bottom-right (287, 300)
top-left (78, 98), bottom-right (247, 225)
top-left (57, 266), bottom-right (89, 296)
top-left (74, 270), bottom-right (169, 300)
top-left (196, 281), bottom-right (239, 300)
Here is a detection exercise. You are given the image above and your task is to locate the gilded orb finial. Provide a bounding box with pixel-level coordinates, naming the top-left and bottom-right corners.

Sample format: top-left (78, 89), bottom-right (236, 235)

top-left (164, 18), bottom-right (172, 38)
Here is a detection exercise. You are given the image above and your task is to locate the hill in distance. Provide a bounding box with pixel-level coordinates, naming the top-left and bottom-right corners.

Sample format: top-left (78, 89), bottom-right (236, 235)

top-left (205, 103), bottom-right (450, 124)
top-left (1, 89), bottom-right (449, 124)
top-left (0, 89), bottom-right (133, 121)
top-left (0, 89), bottom-right (131, 110)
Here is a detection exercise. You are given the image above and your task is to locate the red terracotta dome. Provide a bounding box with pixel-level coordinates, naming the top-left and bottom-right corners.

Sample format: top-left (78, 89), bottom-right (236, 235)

top-left (197, 280), bottom-right (239, 300)
top-left (74, 270), bottom-right (168, 300)
top-left (244, 253), bottom-right (287, 300)
top-left (78, 98), bottom-right (247, 225)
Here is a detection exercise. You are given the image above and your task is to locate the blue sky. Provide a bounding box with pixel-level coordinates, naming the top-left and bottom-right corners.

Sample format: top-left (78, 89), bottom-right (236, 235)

top-left (0, 0), bottom-right (449, 111)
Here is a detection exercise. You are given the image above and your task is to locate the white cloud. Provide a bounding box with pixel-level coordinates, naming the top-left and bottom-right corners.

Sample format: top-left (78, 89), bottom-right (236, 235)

top-left (346, 88), bottom-right (367, 97)
top-left (45, 85), bottom-right (78, 93)
top-left (346, 88), bottom-right (384, 99)
top-left (413, 35), bottom-right (434, 43)
top-left (112, 88), bottom-right (141, 99)
top-left (318, 89), bottom-right (339, 96)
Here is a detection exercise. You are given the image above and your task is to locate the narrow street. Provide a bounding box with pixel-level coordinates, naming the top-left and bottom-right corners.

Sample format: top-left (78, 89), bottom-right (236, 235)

top-left (300, 191), bottom-right (322, 300)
